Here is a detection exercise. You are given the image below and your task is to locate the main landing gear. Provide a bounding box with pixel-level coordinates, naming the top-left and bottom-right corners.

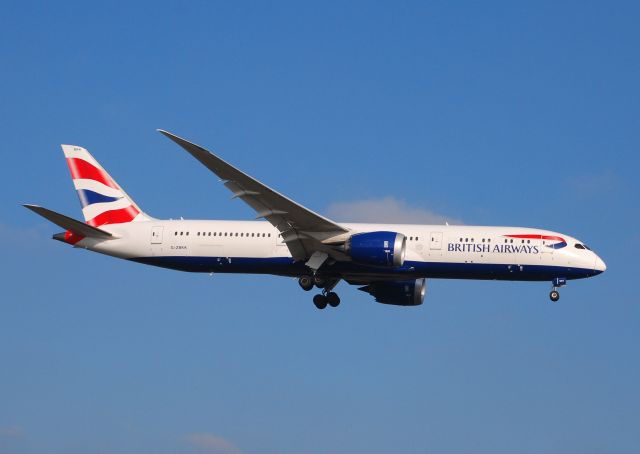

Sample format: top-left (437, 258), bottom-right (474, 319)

top-left (298, 275), bottom-right (314, 291)
top-left (313, 291), bottom-right (340, 309)
top-left (299, 274), bottom-right (341, 309)
top-left (549, 277), bottom-right (566, 302)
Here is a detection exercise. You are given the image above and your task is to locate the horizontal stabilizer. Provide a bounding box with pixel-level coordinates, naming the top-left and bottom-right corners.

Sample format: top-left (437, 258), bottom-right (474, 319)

top-left (23, 204), bottom-right (114, 239)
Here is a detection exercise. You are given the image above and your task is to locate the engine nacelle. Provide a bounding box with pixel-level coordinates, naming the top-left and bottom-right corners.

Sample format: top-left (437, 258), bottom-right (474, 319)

top-left (359, 278), bottom-right (427, 306)
top-left (347, 231), bottom-right (406, 267)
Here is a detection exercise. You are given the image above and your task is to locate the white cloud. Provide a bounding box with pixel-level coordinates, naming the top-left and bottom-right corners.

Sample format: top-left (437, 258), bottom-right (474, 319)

top-left (184, 433), bottom-right (241, 454)
top-left (566, 170), bottom-right (620, 197)
top-left (326, 196), bottom-right (462, 225)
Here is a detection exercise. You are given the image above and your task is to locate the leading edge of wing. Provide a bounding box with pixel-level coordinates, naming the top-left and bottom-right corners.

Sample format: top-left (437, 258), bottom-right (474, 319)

top-left (157, 129), bottom-right (348, 234)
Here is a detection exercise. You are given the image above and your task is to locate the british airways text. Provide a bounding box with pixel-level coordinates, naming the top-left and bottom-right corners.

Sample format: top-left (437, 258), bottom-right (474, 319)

top-left (447, 243), bottom-right (540, 254)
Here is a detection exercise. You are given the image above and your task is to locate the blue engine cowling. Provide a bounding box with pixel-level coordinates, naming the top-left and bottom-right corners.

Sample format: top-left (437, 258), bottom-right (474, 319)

top-left (359, 278), bottom-right (427, 306)
top-left (347, 231), bottom-right (406, 267)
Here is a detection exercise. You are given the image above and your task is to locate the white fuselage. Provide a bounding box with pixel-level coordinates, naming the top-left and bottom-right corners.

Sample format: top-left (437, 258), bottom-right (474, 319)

top-left (74, 220), bottom-right (606, 283)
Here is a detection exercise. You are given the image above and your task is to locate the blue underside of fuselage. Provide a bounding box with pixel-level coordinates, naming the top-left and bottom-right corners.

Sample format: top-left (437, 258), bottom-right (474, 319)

top-left (128, 256), bottom-right (601, 281)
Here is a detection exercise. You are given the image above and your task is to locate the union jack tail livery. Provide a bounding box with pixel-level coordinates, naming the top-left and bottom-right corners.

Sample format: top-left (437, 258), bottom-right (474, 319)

top-left (61, 145), bottom-right (150, 227)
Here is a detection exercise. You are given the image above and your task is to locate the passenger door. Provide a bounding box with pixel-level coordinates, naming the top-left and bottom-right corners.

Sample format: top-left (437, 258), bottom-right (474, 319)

top-left (150, 225), bottom-right (164, 256)
top-left (429, 232), bottom-right (442, 250)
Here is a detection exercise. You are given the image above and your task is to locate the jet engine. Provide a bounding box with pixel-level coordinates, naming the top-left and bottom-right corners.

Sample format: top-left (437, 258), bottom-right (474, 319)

top-left (347, 231), bottom-right (406, 267)
top-left (358, 278), bottom-right (426, 306)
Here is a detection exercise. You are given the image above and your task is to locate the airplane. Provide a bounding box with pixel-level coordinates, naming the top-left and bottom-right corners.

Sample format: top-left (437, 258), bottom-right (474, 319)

top-left (24, 130), bottom-right (606, 309)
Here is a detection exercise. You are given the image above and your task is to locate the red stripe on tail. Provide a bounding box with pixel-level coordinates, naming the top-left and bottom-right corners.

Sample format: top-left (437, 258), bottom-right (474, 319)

top-left (87, 206), bottom-right (139, 227)
top-left (66, 158), bottom-right (118, 189)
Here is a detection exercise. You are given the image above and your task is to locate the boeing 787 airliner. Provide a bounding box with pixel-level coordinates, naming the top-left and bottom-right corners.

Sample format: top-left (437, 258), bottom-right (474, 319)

top-left (24, 130), bottom-right (606, 309)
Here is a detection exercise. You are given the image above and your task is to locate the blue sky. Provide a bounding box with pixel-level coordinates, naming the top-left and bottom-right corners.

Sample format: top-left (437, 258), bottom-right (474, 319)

top-left (1, 1), bottom-right (639, 453)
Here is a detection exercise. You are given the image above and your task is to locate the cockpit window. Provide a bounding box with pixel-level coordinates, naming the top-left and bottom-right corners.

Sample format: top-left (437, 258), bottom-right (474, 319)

top-left (575, 243), bottom-right (585, 250)
top-left (583, 244), bottom-right (591, 250)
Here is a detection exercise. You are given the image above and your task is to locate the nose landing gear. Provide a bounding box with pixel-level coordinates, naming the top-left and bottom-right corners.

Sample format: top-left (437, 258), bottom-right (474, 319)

top-left (549, 277), bottom-right (566, 302)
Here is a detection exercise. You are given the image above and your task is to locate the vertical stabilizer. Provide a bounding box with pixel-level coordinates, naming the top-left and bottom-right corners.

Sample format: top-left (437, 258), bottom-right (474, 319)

top-left (61, 145), bottom-right (151, 227)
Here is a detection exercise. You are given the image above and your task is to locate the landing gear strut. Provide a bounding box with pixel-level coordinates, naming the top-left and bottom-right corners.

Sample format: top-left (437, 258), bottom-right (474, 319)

top-left (549, 277), bottom-right (566, 302)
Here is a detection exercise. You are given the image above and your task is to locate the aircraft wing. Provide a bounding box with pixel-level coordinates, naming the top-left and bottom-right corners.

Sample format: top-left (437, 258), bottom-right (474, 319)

top-left (158, 130), bottom-right (351, 263)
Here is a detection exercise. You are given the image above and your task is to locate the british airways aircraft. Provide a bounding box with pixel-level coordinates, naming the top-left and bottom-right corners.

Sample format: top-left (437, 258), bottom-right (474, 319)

top-left (24, 130), bottom-right (606, 309)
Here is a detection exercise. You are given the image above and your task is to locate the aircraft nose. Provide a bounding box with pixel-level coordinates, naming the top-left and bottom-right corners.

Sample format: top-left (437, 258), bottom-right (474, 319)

top-left (594, 255), bottom-right (607, 274)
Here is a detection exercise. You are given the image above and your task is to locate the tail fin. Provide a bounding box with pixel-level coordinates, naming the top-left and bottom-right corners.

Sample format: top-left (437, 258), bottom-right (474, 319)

top-left (61, 145), bottom-right (151, 227)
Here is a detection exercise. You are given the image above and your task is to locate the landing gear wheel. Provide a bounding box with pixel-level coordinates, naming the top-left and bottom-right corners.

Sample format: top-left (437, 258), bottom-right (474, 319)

top-left (313, 275), bottom-right (327, 288)
top-left (326, 292), bottom-right (340, 307)
top-left (313, 294), bottom-right (327, 309)
top-left (550, 290), bottom-right (560, 302)
top-left (299, 275), bottom-right (314, 291)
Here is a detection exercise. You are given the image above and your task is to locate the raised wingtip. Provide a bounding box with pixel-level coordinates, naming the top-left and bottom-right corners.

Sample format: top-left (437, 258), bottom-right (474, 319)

top-left (157, 129), bottom-right (175, 138)
top-left (157, 129), bottom-right (213, 160)
top-left (157, 129), bottom-right (197, 147)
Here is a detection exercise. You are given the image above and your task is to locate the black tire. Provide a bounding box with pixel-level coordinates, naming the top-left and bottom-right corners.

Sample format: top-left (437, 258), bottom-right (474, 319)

top-left (550, 290), bottom-right (560, 302)
top-left (299, 275), bottom-right (314, 291)
top-left (313, 294), bottom-right (327, 309)
top-left (327, 292), bottom-right (340, 307)
top-left (313, 275), bottom-right (326, 288)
